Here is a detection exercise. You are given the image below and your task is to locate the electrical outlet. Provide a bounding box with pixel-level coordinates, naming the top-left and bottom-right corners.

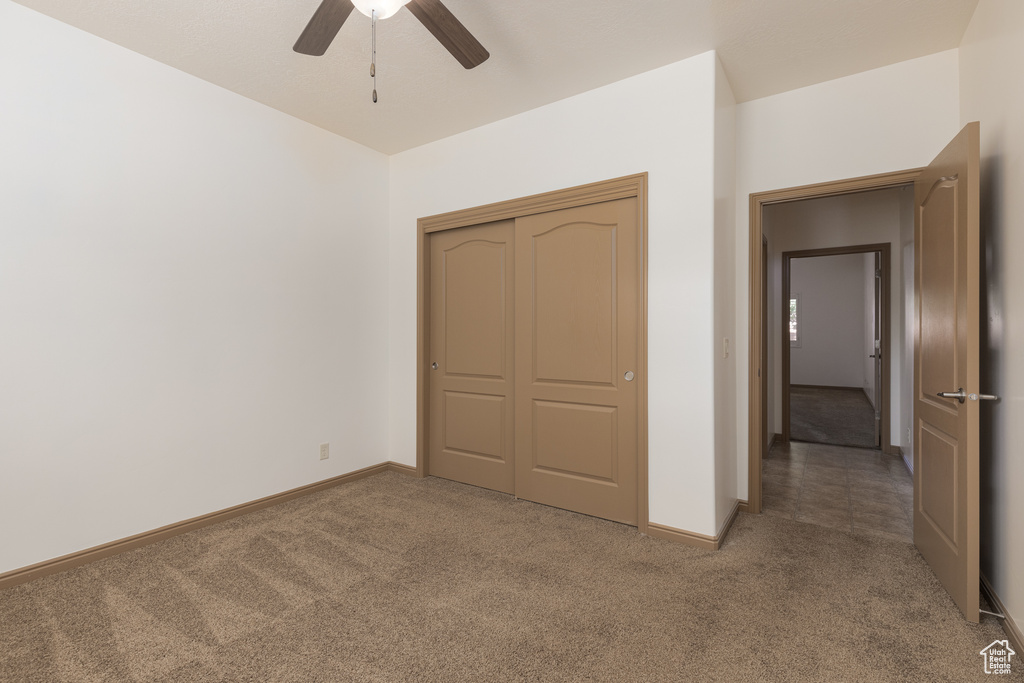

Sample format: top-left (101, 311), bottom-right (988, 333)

top-left (723, 337), bottom-right (730, 359)
top-left (319, 443), bottom-right (329, 461)
top-left (906, 428), bottom-right (911, 443)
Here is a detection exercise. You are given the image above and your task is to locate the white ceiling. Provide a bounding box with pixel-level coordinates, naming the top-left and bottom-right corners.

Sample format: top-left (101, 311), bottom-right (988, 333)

top-left (13, 0), bottom-right (979, 154)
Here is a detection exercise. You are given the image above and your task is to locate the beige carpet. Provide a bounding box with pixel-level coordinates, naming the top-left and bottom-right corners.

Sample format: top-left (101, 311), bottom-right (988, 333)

top-left (1, 472), bottom-right (1016, 682)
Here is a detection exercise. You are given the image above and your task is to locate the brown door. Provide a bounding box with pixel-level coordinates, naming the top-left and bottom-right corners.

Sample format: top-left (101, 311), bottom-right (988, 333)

top-left (428, 220), bottom-right (516, 494)
top-left (514, 199), bottom-right (639, 524)
top-left (913, 122), bottom-right (981, 622)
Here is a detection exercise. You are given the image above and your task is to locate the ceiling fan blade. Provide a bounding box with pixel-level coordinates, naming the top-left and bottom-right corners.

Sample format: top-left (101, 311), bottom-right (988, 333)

top-left (294, 0), bottom-right (355, 56)
top-left (405, 0), bottom-right (489, 69)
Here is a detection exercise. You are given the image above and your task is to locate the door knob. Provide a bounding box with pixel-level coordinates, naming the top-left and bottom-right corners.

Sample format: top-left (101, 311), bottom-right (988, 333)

top-left (937, 388), bottom-right (1000, 403)
top-left (624, 371), bottom-right (635, 382)
top-left (431, 362), bottom-right (438, 370)
top-left (937, 388), bottom-right (966, 404)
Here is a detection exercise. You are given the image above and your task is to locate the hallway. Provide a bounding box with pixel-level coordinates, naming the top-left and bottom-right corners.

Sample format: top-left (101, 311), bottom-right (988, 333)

top-left (762, 441), bottom-right (913, 542)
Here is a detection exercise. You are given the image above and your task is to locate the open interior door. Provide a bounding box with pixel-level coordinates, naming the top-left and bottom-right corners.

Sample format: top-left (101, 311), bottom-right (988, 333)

top-left (913, 121), bottom-right (982, 622)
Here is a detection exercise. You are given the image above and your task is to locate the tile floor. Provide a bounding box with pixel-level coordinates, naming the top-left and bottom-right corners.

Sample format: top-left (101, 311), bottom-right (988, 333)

top-left (762, 440), bottom-right (915, 542)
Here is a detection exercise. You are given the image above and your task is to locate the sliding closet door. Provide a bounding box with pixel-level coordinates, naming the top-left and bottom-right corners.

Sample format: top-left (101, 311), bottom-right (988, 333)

top-left (514, 199), bottom-right (639, 524)
top-left (428, 220), bottom-right (515, 494)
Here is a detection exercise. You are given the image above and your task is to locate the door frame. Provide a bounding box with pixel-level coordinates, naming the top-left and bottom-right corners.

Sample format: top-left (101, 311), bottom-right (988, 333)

top-left (761, 236), bottom-right (769, 455)
top-left (747, 169), bottom-right (921, 514)
top-left (780, 243), bottom-right (891, 450)
top-left (416, 173), bottom-right (650, 532)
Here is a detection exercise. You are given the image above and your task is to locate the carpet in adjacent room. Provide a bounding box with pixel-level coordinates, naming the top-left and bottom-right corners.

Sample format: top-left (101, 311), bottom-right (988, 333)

top-left (790, 385), bottom-right (877, 448)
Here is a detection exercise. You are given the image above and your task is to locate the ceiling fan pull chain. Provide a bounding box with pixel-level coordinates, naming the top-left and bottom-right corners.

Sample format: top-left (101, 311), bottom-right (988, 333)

top-left (371, 9), bottom-right (378, 103)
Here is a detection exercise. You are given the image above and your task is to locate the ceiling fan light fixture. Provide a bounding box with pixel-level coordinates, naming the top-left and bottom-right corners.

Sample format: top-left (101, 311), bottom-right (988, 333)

top-left (294, 0), bottom-right (488, 69)
top-left (351, 0), bottom-right (411, 20)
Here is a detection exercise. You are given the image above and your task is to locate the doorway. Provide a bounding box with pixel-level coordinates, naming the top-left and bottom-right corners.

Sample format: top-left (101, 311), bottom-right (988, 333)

top-left (781, 244), bottom-right (891, 451)
top-left (746, 169), bottom-right (920, 515)
top-left (416, 174), bottom-right (649, 531)
top-left (758, 188), bottom-right (914, 542)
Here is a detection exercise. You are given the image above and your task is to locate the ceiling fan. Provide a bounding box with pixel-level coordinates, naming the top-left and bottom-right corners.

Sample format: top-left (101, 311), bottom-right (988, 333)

top-left (293, 0), bottom-right (489, 70)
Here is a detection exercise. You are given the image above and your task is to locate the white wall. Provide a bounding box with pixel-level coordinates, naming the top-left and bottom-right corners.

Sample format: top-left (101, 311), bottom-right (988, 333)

top-left (390, 52), bottom-right (724, 535)
top-left (735, 51), bottom-right (961, 498)
top-left (788, 254), bottom-right (868, 388)
top-left (0, 3), bottom-right (391, 574)
top-left (713, 58), bottom-right (738, 532)
top-left (762, 190), bottom-right (909, 439)
top-left (959, 0), bottom-right (1024, 641)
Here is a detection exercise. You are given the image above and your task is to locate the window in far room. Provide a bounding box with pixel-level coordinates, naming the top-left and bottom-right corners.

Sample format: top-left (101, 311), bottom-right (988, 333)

top-left (789, 294), bottom-right (801, 347)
